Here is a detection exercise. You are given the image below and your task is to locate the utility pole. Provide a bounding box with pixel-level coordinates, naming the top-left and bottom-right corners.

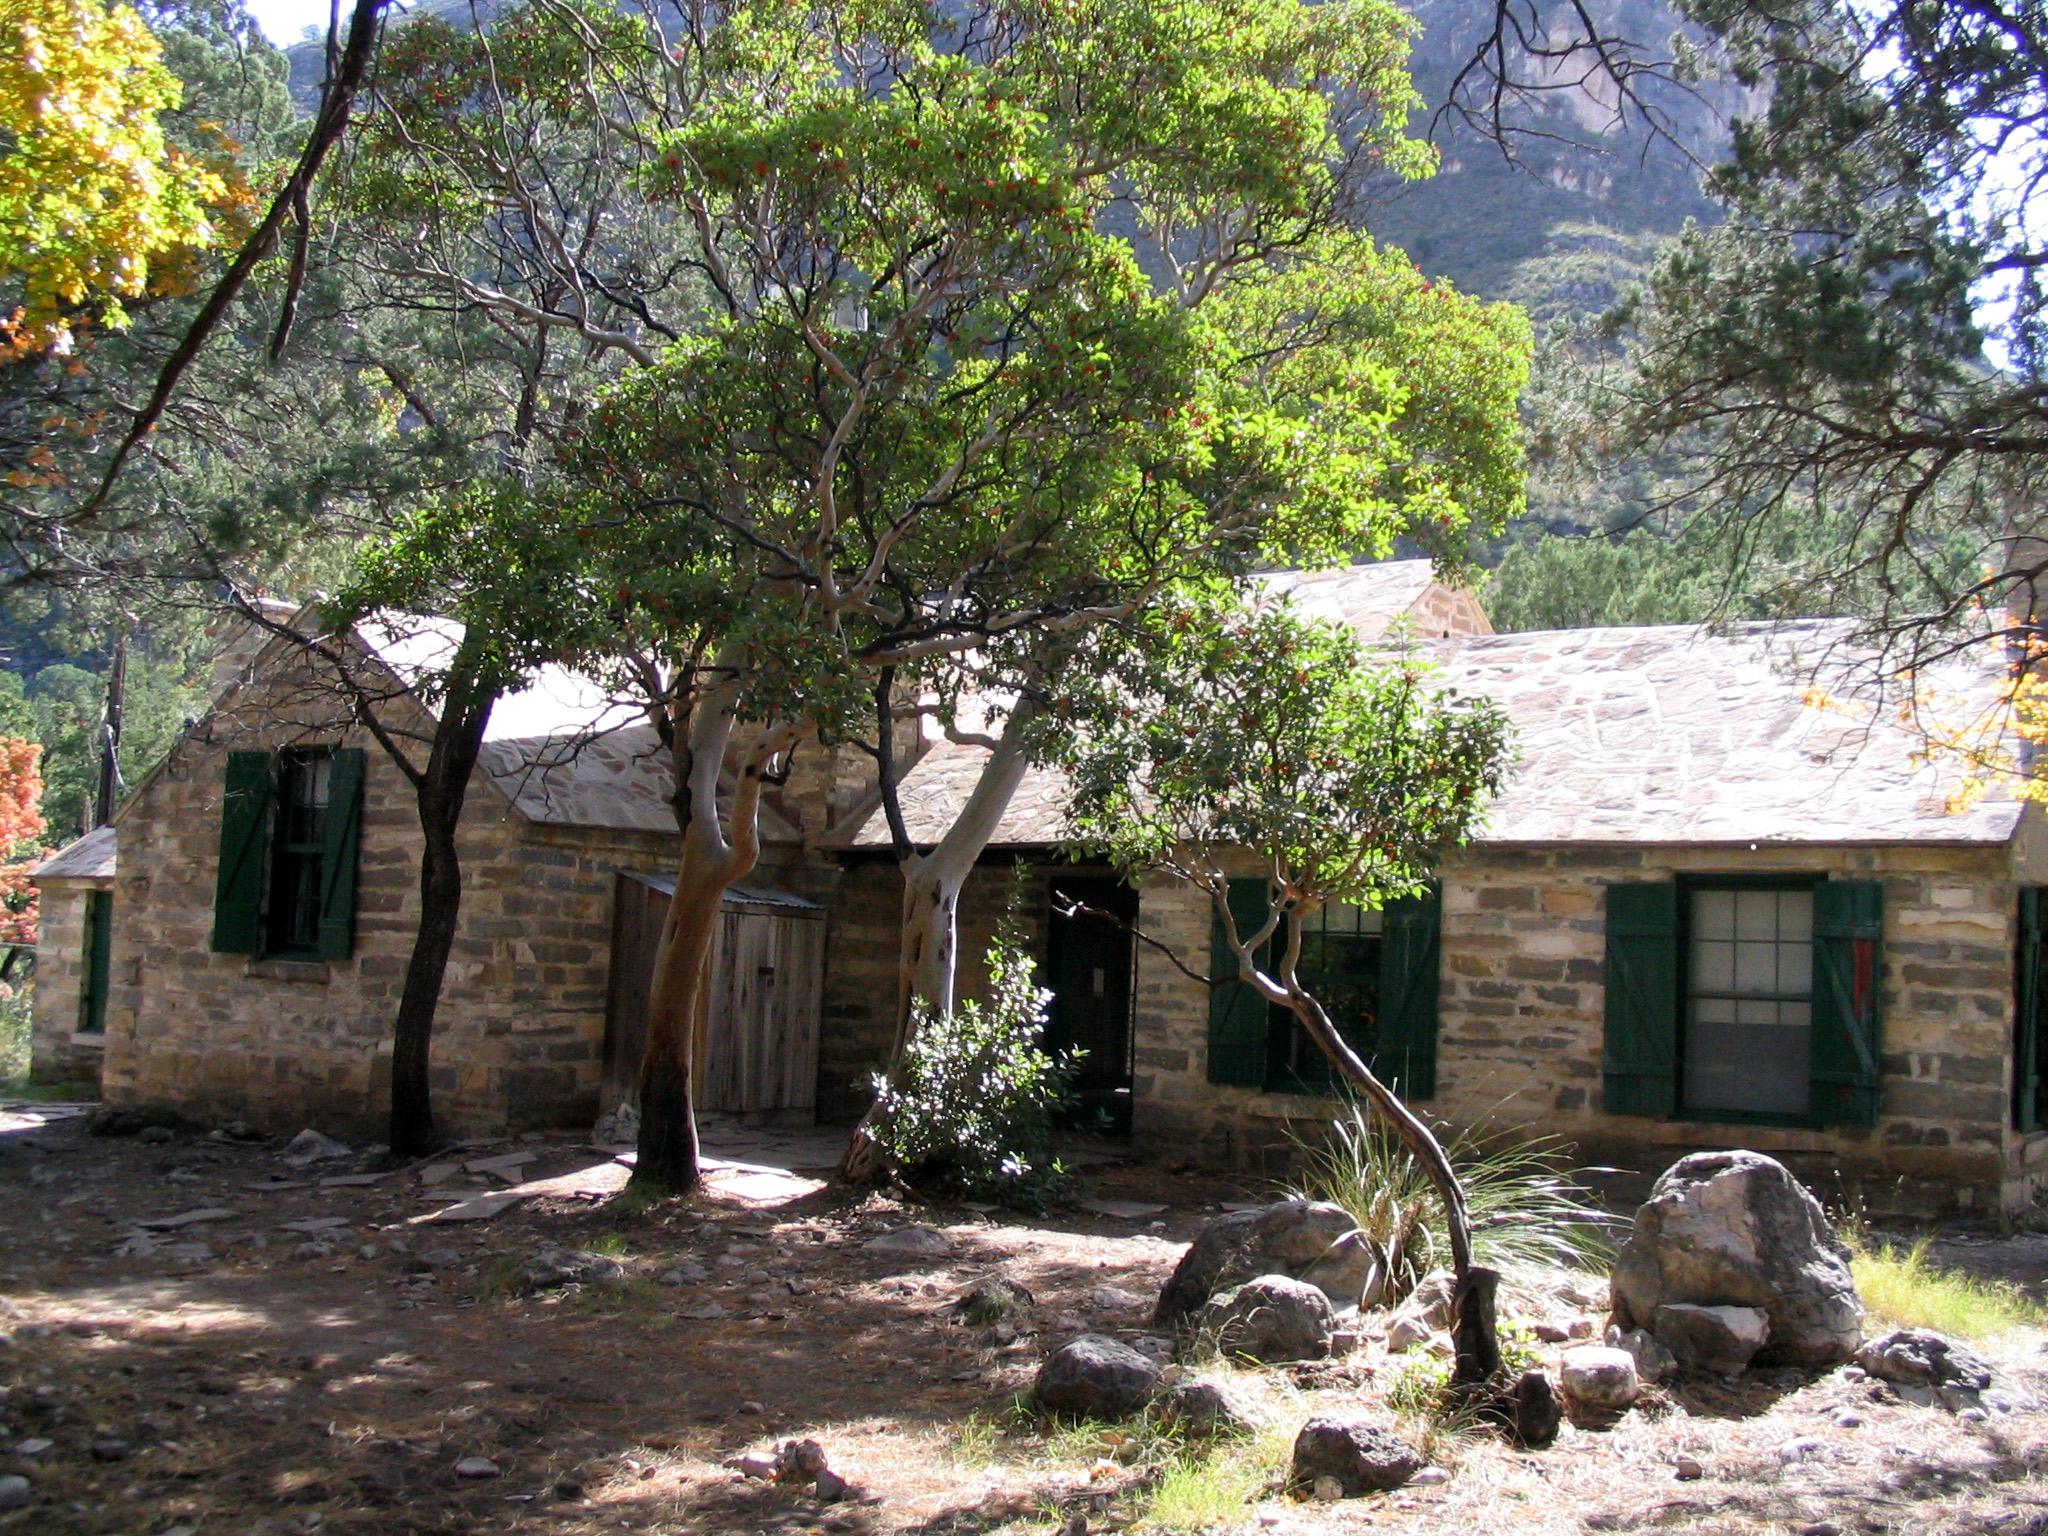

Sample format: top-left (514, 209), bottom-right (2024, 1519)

top-left (93, 634), bottom-right (126, 828)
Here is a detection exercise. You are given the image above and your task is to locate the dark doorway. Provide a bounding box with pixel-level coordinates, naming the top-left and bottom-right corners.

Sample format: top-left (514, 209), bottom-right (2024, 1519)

top-left (1045, 875), bottom-right (1137, 1134)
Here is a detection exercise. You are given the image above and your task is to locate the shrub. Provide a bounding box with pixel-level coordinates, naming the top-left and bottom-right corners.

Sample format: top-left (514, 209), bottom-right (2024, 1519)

top-left (1284, 1101), bottom-right (1617, 1303)
top-left (868, 931), bottom-right (1076, 1207)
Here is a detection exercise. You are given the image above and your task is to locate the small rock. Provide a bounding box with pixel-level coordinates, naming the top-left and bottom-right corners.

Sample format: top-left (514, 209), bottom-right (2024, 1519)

top-left (1798, 1523), bottom-right (1843, 1536)
top-left (1958, 1406), bottom-right (1989, 1424)
top-left (455, 1455), bottom-right (500, 1480)
top-left (1854, 1329), bottom-right (1997, 1394)
top-left (1197, 1274), bottom-right (1335, 1363)
top-left (1560, 1346), bottom-right (1641, 1424)
top-left (814, 1466), bottom-right (850, 1502)
top-left (739, 1400), bottom-right (766, 1416)
top-left (678, 1303), bottom-right (727, 1321)
top-left (1153, 1379), bottom-right (1259, 1438)
top-left (13, 1439), bottom-right (51, 1458)
top-left (292, 1241), bottom-right (334, 1261)
top-left (661, 1262), bottom-right (712, 1286)
top-left (1291, 1414), bottom-right (1424, 1496)
top-left (89, 1437), bottom-right (130, 1462)
top-left (0, 1475), bottom-right (27, 1511)
top-left (1409, 1467), bottom-right (1449, 1487)
top-left (1385, 1313), bottom-right (1435, 1354)
top-left (357, 1244), bottom-right (380, 1262)
top-left (1654, 1303), bottom-right (1769, 1376)
top-left (137, 1125), bottom-right (174, 1145)
top-left (1312, 1476), bottom-right (1344, 1503)
top-left (280, 1129), bottom-right (353, 1167)
top-left (1776, 1436), bottom-right (1825, 1464)
top-left (731, 1451), bottom-right (779, 1480)
top-left (554, 1478), bottom-right (585, 1500)
top-left (955, 1276), bottom-right (1034, 1326)
top-left (1089, 1286), bottom-right (1146, 1312)
top-left (865, 1226), bottom-right (953, 1258)
top-left (1673, 1455), bottom-right (1704, 1481)
top-left (1510, 1368), bottom-right (1563, 1448)
top-left (1566, 1317), bottom-right (1595, 1340)
top-left (1036, 1335), bottom-right (1165, 1419)
top-left (1834, 1412), bottom-right (1863, 1428)
top-left (780, 1439), bottom-right (828, 1481)
top-left (511, 1248), bottom-right (626, 1294)
top-left (417, 1248), bottom-right (466, 1272)
top-left (1606, 1325), bottom-right (1677, 1385)
top-left (1532, 1320), bottom-right (1571, 1344)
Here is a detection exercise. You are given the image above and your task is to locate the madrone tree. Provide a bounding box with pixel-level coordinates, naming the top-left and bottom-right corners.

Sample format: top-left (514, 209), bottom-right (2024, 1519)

top-left (1061, 593), bottom-right (1514, 1393)
top-left (530, 0), bottom-right (1530, 1194)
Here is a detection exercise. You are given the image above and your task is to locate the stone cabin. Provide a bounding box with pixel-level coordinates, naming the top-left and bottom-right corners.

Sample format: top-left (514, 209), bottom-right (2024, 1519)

top-left (825, 582), bottom-right (2048, 1219)
top-left (25, 564), bottom-right (2048, 1215)
top-left (25, 613), bottom-right (834, 1139)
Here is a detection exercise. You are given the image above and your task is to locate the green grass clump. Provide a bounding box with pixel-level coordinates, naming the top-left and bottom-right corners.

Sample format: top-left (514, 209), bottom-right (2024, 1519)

top-left (1285, 1101), bottom-right (1616, 1301)
top-left (1849, 1231), bottom-right (2044, 1339)
top-left (1138, 1434), bottom-right (1288, 1533)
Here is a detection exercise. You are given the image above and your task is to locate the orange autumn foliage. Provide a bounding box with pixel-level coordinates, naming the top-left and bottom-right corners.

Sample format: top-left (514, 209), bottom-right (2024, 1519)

top-left (0, 736), bottom-right (47, 947)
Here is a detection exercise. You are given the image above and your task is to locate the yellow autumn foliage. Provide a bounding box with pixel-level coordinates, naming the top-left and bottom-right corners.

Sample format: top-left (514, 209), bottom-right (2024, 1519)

top-left (0, 0), bottom-right (226, 351)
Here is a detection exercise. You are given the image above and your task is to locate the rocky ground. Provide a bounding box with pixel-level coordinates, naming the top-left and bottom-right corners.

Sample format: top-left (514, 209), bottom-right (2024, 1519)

top-left (2, 1104), bottom-right (2046, 1536)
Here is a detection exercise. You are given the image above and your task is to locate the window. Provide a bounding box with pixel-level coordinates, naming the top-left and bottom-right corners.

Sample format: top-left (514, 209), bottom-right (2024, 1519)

top-left (2018, 889), bottom-right (2044, 1132)
top-left (1604, 877), bottom-right (1881, 1126)
top-left (211, 747), bottom-right (365, 961)
top-left (1269, 902), bottom-right (1383, 1090)
top-left (268, 750), bottom-right (332, 954)
top-left (77, 889), bottom-right (111, 1035)
top-left (1208, 881), bottom-right (1440, 1099)
top-left (1684, 886), bottom-right (1813, 1117)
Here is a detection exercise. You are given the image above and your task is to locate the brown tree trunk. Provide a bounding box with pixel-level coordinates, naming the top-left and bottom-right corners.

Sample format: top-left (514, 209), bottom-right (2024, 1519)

top-left (1285, 988), bottom-right (1499, 1389)
top-left (388, 668), bottom-right (496, 1158)
top-left (629, 843), bottom-right (730, 1193)
top-left (627, 685), bottom-right (798, 1197)
top-left (388, 815), bottom-right (461, 1155)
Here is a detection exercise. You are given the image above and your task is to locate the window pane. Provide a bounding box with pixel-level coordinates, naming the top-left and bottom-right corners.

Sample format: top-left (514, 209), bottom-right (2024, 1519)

top-left (1777, 890), bottom-right (1812, 941)
top-left (1694, 940), bottom-right (1734, 992)
top-left (1777, 941), bottom-right (1812, 994)
top-left (1735, 889), bottom-right (1778, 940)
top-left (1694, 889), bottom-right (1735, 938)
top-left (1734, 940), bottom-right (1777, 992)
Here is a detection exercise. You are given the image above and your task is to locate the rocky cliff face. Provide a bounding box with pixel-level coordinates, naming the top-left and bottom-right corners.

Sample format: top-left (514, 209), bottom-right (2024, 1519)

top-left (1371, 0), bottom-right (1741, 321)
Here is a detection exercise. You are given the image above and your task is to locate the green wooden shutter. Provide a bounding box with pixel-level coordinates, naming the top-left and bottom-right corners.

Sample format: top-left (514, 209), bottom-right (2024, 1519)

top-left (1603, 882), bottom-right (1679, 1116)
top-left (211, 751), bottom-right (275, 954)
top-left (1208, 878), bottom-right (1272, 1087)
top-left (1812, 878), bottom-right (1883, 1127)
top-left (1377, 884), bottom-right (1441, 1099)
top-left (78, 890), bottom-right (112, 1034)
top-left (316, 748), bottom-right (366, 961)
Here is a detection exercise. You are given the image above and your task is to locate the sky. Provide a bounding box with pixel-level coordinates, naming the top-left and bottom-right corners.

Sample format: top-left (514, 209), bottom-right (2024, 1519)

top-left (246, 0), bottom-right (387, 44)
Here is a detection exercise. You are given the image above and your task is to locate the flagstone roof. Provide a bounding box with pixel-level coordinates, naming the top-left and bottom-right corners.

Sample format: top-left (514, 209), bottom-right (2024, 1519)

top-left (838, 614), bottom-right (2029, 851)
top-left (30, 825), bottom-right (117, 882)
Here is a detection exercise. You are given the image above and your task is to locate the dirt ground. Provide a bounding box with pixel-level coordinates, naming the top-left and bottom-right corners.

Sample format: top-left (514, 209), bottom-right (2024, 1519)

top-left (3, 1106), bottom-right (2047, 1536)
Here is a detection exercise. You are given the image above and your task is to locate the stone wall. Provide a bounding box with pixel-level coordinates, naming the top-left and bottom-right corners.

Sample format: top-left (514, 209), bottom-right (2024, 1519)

top-left (1132, 829), bottom-right (2048, 1215)
top-left (98, 649), bottom-right (681, 1141)
top-left (27, 880), bottom-right (107, 1085)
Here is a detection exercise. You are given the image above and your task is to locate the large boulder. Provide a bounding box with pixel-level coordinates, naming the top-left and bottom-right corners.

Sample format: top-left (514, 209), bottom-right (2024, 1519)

top-left (1155, 1201), bottom-right (1380, 1323)
top-left (1196, 1274), bottom-right (1335, 1363)
top-left (1290, 1415), bottom-right (1423, 1496)
top-left (1034, 1334), bottom-right (1164, 1419)
top-left (1610, 1151), bottom-right (1862, 1367)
